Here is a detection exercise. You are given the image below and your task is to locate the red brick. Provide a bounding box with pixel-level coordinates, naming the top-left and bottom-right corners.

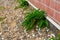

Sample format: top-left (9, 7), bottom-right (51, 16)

top-left (49, 0), bottom-right (60, 12)
top-left (29, 0), bottom-right (46, 10)
top-left (52, 17), bottom-right (60, 25)
top-left (42, 0), bottom-right (50, 6)
top-left (54, 13), bottom-right (60, 22)
top-left (45, 7), bottom-right (54, 17)
top-left (38, 0), bottom-right (42, 2)
top-left (56, 0), bottom-right (60, 2)
top-left (38, 3), bottom-right (46, 10)
top-left (38, 0), bottom-right (50, 6)
top-left (55, 3), bottom-right (60, 12)
top-left (29, 0), bottom-right (39, 8)
top-left (45, 0), bottom-right (50, 6)
top-left (49, 0), bottom-right (56, 9)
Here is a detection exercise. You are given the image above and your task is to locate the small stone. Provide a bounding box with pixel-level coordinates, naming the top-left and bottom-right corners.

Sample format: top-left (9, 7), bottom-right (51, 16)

top-left (27, 35), bottom-right (30, 38)
top-left (35, 37), bottom-right (40, 40)
top-left (32, 34), bottom-right (35, 37)
top-left (50, 35), bottom-right (53, 38)
top-left (51, 34), bottom-right (55, 37)
top-left (42, 37), bottom-right (45, 40)
top-left (23, 11), bottom-right (27, 13)
top-left (20, 36), bottom-right (24, 39)
top-left (20, 39), bottom-right (23, 40)
top-left (38, 28), bottom-right (40, 31)
top-left (24, 30), bottom-right (27, 33)
top-left (25, 33), bottom-right (28, 36)
top-left (2, 38), bottom-right (4, 40)
top-left (36, 29), bottom-right (38, 31)
top-left (2, 24), bottom-right (9, 31)
top-left (46, 29), bottom-right (49, 32)
top-left (38, 32), bottom-right (42, 35)
top-left (22, 16), bottom-right (24, 18)
top-left (0, 32), bottom-right (2, 35)
top-left (48, 35), bottom-right (50, 37)
top-left (20, 22), bottom-right (22, 24)
top-left (44, 39), bottom-right (46, 40)
top-left (35, 34), bottom-right (38, 37)
top-left (29, 36), bottom-right (32, 38)
top-left (19, 15), bottom-right (21, 17)
top-left (39, 38), bottom-right (41, 40)
top-left (31, 30), bottom-right (35, 33)
top-left (36, 25), bottom-right (38, 28)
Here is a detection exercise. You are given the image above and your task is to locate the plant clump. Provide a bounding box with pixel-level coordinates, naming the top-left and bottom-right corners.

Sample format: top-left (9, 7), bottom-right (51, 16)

top-left (0, 6), bottom-right (5, 10)
top-left (15, 0), bottom-right (29, 9)
top-left (0, 17), bottom-right (5, 22)
top-left (22, 9), bottom-right (49, 31)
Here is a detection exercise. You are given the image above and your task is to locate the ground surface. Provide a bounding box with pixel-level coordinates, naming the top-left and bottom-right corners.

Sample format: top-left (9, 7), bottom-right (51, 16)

top-left (0, 0), bottom-right (55, 40)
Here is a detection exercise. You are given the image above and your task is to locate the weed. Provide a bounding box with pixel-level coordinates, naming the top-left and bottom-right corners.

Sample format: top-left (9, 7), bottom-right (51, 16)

top-left (15, 0), bottom-right (29, 9)
top-left (0, 6), bottom-right (5, 10)
top-left (22, 9), bottom-right (49, 31)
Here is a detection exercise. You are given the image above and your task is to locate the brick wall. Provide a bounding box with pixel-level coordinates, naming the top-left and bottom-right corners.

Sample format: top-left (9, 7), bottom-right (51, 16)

top-left (29, 0), bottom-right (60, 25)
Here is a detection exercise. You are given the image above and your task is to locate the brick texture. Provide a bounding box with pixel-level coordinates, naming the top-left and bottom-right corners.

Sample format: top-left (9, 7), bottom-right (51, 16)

top-left (29, 0), bottom-right (60, 25)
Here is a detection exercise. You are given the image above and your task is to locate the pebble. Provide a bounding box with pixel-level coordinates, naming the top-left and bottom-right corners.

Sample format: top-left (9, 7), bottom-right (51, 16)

top-left (2, 37), bottom-right (4, 40)
top-left (48, 35), bottom-right (50, 37)
top-left (29, 36), bottom-right (32, 38)
top-left (32, 34), bottom-right (35, 37)
top-left (22, 16), bottom-right (24, 19)
top-left (35, 37), bottom-right (40, 40)
top-left (21, 39), bottom-right (23, 40)
top-left (51, 34), bottom-right (55, 37)
top-left (38, 31), bottom-right (42, 35)
top-left (0, 32), bottom-right (2, 35)
top-left (20, 36), bottom-right (24, 39)
top-left (19, 15), bottom-right (21, 17)
top-left (46, 29), bottom-right (49, 32)
top-left (27, 35), bottom-right (30, 38)
top-left (24, 30), bottom-right (27, 33)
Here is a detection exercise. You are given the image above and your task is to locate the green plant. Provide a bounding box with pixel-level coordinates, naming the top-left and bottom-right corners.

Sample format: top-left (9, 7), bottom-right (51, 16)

top-left (49, 37), bottom-right (56, 40)
top-left (0, 6), bottom-right (5, 10)
top-left (0, 17), bottom-right (5, 22)
top-left (22, 9), bottom-right (49, 31)
top-left (57, 33), bottom-right (60, 40)
top-left (15, 0), bottom-right (29, 9)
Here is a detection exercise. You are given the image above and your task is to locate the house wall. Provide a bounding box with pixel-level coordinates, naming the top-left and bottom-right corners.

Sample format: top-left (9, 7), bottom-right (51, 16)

top-left (29, 0), bottom-right (60, 26)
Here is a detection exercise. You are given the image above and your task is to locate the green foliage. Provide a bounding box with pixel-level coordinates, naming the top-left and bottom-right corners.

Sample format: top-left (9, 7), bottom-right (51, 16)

top-left (17, 0), bottom-right (25, 3)
top-left (57, 33), bottom-right (60, 40)
top-left (0, 6), bottom-right (5, 10)
top-left (49, 37), bottom-right (56, 40)
top-left (22, 9), bottom-right (49, 31)
top-left (0, 17), bottom-right (5, 22)
top-left (15, 0), bottom-right (29, 9)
